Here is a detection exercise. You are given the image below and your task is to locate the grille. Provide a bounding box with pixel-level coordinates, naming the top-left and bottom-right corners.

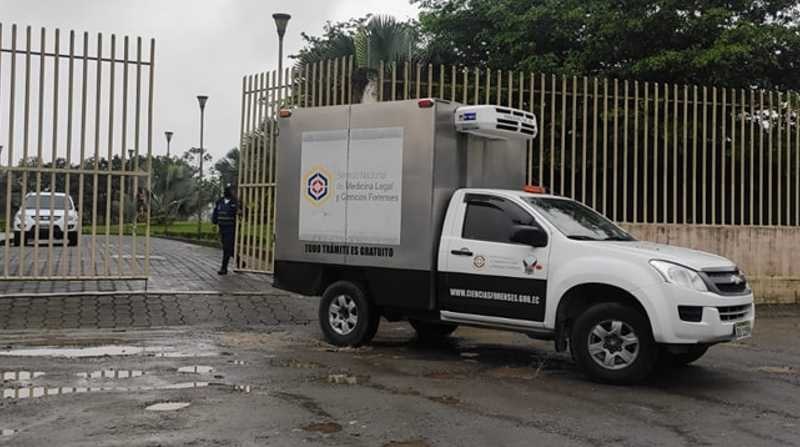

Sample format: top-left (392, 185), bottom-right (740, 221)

top-left (704, 269), bottom-right (748, 295)
top-left (678, 306), bottom-right (703, 322)
top-left (717, 304), bottom-right (751, 321)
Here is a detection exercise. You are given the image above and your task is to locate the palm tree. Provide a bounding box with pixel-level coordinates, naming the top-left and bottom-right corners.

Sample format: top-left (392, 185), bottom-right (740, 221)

top-left (214, 148), bottom-right (239, 188)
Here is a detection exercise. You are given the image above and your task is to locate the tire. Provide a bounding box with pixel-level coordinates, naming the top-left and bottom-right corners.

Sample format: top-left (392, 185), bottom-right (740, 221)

top-left (318, 281), bottom-right (380, 347)
top-left (409, 319), bottom-right (458, 341)
top-left (67, 231), bottom-right (78, 247)
top-left (570, 302), bottom-right (657, 384)
top-left (661, 345), bottom-right (709, 367)
top-left (12, 231), bottom-right (21, 247)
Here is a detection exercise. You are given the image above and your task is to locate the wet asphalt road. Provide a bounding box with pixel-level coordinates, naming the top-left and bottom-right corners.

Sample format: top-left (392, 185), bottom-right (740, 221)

top-left (0, 304), bottom-right (798, 446)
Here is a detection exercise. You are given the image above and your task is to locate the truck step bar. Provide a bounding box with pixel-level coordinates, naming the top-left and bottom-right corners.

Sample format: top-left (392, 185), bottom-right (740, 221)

top-left (440, 311), bottom-right (553, 337)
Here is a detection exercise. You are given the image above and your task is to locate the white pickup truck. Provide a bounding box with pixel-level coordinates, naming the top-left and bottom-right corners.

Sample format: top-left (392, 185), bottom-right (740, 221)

top-left (274, 99), bottom-right (754, 383)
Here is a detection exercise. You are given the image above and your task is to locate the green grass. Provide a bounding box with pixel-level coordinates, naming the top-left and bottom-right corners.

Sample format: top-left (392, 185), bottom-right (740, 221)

top-left (77, 220), bottom-right (271, 245)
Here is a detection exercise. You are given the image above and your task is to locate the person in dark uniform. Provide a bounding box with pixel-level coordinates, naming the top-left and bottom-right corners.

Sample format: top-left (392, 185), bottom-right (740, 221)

top-left (211, 185), bottom-right (239, 275)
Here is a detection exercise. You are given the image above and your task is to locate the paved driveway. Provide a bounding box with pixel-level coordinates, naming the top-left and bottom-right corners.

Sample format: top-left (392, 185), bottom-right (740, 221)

top-left (0, 236), bottom-right (271, 295)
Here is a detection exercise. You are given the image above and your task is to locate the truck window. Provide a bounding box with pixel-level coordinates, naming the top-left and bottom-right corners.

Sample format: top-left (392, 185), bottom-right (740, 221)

top-left (462, 197), bottom-right (535, 243)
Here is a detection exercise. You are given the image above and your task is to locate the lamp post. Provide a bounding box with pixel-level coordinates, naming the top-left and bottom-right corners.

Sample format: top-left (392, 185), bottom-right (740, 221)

top-left (196, 95), bottom-right (208, 237)
top-left (272, 13), bottom-right (291, 86)
top-left (164, 131), bottom-right (174, 157)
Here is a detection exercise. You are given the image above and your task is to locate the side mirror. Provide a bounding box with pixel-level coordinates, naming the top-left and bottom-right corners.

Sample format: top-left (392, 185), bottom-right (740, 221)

top-left (511, 225), bottom-right (548, 248)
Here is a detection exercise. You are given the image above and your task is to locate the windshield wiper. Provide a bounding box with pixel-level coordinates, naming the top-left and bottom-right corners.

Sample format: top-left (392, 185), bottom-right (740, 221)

top-left (602, 235), bottom-right (634, 241)
top-left (567, 235), bottom-right (601, 241)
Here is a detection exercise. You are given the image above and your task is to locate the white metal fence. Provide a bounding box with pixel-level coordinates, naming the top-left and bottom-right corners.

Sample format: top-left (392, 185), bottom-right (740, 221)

top-left (0, 24), bottom-right (155, 280)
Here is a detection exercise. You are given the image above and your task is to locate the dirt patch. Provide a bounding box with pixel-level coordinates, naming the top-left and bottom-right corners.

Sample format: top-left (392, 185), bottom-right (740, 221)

top-left (487, 366), bottom-right (536, 380)
top-left (427, 395), bottom-right (460, 406)
top-left (757, 366), bottom-right (796, 375)
top-left (302, 422), bottom-right (342, 434)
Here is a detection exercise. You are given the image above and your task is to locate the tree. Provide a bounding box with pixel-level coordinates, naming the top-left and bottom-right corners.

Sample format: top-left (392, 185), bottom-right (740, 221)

top-left (294, 15), bottom-right (421, 102)
top-left (214, 148), bottom-right (239, 189)
top-left (415, 0), bottom-right (800, 90)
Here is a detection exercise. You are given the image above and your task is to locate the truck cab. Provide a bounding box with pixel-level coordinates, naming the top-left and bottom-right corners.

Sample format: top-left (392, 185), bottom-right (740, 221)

top-left (274, 98), bottom-right (754, 383)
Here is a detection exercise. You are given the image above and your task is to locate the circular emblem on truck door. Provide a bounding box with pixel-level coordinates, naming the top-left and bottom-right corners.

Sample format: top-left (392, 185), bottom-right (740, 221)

top-left (473, 255), bottom-right (486, 269)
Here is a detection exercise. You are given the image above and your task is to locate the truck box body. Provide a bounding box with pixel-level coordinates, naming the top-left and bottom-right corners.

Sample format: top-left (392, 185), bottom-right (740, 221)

top-left (275, 99), bottom-right (527, 310)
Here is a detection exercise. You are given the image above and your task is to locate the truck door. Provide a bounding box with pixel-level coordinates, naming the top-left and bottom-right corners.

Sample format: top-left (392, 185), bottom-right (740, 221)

top-left (439, 194), bottom-right (550, 322)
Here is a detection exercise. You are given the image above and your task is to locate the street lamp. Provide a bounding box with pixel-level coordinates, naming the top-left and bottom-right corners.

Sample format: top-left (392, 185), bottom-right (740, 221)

top-left (196, 95), bottom-right (209, 237)
top-left (164, 131), bottom-right (174, 157)
top-left (273, 13), bottom-right (291, 85)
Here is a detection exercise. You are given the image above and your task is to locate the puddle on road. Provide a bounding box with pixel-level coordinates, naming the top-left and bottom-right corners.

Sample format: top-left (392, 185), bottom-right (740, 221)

top-left (1, 429), bottom-right (16, 437)
top-left (177, 366), bottom-right (214, 374)
top-left (145, 401), bottom-right (190, 411)
top-left (2, 381), bottom-right (251, 402)
top-left (0, 345), bottom-right (170, 358)
top-left (76, 369), bottom-right (145, 379)
top-left (2, 371), bottom-right (45, 381)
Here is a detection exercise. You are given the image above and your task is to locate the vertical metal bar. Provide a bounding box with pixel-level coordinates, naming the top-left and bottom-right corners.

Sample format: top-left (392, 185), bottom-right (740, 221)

top-left (740, 89), bottom-right (746, 225)
top-left (721, 88), bottom-right (727, 225)
top-left (131, 37), bottom-right (142, 274)
top-left (3, 24), bottom-right (15, 277)
top-left (528, 72), bottom-right (534, 183)
top-left (475, 67), bottom-right (481, 105)
top-left (47, 29), bottom-right (60, 277)
top-left (391, 62), bottom-right (397, 101)
top-left (612, 78), bottom-right (618, 219)
top-left (602, 78), bottom-right (608, 215)
top-left (785, 90), bottom-right (791, 226)
top-left (777, 91), bottom-right (784, 225)
top-left (592, 77), bottom-right (598, 209)
top-left (507, 71), bottom-right (513, 107)
top-left (663, 83), bottom-right (669, 224)
top-left (485, 68), bottom-right (491, 104)
top-left (404, 61), bottom-right (410, 100)
top-left (711, 87), bottom-right (717, 225)
top-left (550, 75), bottom-right (556, 194)
top-left (622, 80), bottom-right (628, 221)
top-left (767, 91), bottom-right (773, 225)
top-left (18, 26), bottom-right (32, 276)
top-left (673, 84), bottom-right (678, 224)
top-left (796, 91), bottom-right (800, 226)
top-left (103, 35), bottom-right (116, 276)
top-left (439, 64), bottom-right (445, 100)
top-left (692, 86), bottom-right (698, 224)
top-left (582, 76), bottom-right (589, 203)
top-left (117, 36), bottom-right (129, 276)
top-left (451, 65), bottom-right (456, 101)
top-left (326, 58), bottom-right (332, 106)
top-left (561, 76), bottom-right (567, 196)
top-left (144, 38), bottom-right (154, 277)
top-left (378, 61), bottom-right (384, 102)
top-left (652, 83), bottom-right (658, 224)
top-left (262, 71), bottom-right (274, 269)
top-left (462, 67), bottom-right (468, 104)
top-left (702, 86), bottom-right (708, 224)
top-left (496, 70), bottom-right (502, 105)
top-left (633, 81), bottom-right (639, 223)
top-left (571, 76), bottom-right (578, 200)
top-left (90, 33), bottom-right (102, 276)
top-left (753, 90), bottom-right (759, 225)
top-left (234, 76), bottom-right (247, 269)
top-left (643, 82), bottom-right (649, 223)
top-left (61, 30), bottom-right (75, 277)
top-left (538, 73), bottom-right (544, 183)
top-left (332, 58), bottom-right (338, 105)
top-left (415, 63), bottom-right (421, 99)
top-left (303, 64), bottom-right (308, 107)
top-left (310, 62), bottom-right (317, 106)
top-left (347, 55), bottom-right (353, 105)
top-left (266, 71), bottom-right (279, 269)
top-left (683, 85), bottom-right (688, 224)
top-left (239, 75), bottom-right (252, 267)
top-left (427, 64), bottom-right (433, 98)
top-left (251, 73), bottom-right (264, 266)
top-left (76, 32), bottom-right (88, 277)
top-left (33, 27), bottom-right (46, 276)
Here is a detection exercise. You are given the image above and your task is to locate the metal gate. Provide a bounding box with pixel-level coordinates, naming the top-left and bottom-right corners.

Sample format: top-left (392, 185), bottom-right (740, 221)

top-left (237, 56), bottom-right (800, 275)
top-left (0, 24), bottom-right (155, 280)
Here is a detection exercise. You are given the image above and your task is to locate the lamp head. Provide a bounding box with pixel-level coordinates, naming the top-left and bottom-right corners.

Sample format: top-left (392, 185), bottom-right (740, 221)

top-left (272, 13), bottom-right (291, 39)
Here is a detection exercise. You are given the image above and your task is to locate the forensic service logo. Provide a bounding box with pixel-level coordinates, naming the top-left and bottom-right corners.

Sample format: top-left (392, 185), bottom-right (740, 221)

top-left (303, 166), bottom-right (333, 206)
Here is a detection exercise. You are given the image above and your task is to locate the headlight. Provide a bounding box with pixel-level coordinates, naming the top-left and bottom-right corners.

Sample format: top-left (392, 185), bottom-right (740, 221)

top-left (649, 260), bottom-right (708, 292)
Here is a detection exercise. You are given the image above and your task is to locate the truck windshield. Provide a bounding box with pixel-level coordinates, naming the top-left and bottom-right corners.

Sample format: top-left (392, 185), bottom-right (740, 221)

top-left (523, 197), bottom-right (635, 242)
top-left (24, 194), bottom-right (71, 210)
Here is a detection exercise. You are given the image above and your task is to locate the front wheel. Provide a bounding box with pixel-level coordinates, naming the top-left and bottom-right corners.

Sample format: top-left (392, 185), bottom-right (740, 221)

top-left (318, 281), bottom-right (380, 347)
top-left (570, 303), bottom-right (657, 384)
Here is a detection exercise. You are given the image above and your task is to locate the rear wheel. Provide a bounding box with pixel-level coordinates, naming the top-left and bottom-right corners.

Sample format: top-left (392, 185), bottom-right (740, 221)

top-left (319, 281), bottom-right (380, 347)
top-left (409, 319), bottom-right (458, 341)
top-left (67, 231), bottom-right (78, 247)
top-left (570, 303), bottom-right (657, 384)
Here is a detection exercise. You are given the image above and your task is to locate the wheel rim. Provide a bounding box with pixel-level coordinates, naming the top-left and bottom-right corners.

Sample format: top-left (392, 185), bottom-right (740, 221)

top-left (587, 319), bottom-right (640, 371)
top-left (328, 295), bottom-right (358, 336)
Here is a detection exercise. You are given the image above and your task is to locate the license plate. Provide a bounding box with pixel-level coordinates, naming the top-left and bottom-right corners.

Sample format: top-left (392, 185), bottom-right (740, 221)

top-left (734, 320), bottom-right (752, 340)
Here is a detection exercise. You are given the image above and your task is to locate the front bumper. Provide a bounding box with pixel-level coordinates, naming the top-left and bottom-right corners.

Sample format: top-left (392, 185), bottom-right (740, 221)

top-left (641, 282), bottom-right (755, 344)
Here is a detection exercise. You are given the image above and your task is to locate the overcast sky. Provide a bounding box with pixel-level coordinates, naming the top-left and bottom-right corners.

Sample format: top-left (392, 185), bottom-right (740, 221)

top-left (0, 0), bottom-right (418, 167)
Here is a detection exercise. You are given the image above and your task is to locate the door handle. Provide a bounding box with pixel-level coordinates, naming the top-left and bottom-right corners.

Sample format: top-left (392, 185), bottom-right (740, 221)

top-left (451, 248), bottom-right (474, 257)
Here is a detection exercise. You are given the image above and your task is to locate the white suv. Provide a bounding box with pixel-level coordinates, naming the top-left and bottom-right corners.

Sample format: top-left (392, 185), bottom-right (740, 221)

top-left (12, 192), bottom-right (80, 246)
